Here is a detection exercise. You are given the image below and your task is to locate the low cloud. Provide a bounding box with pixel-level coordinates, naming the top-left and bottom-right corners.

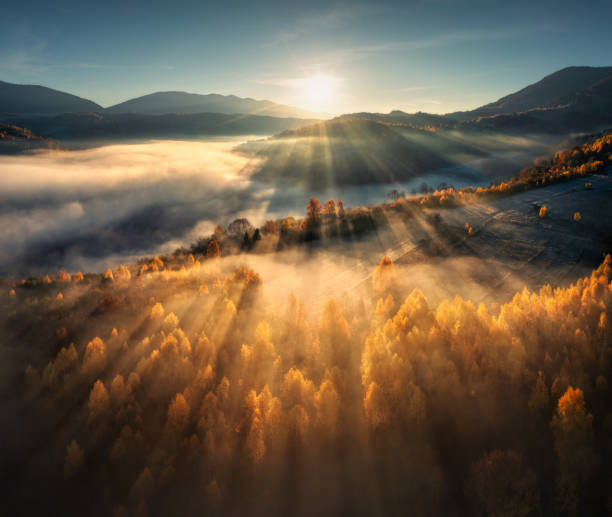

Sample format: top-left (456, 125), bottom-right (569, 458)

top-left (0, 140), bottom-right (266, 276)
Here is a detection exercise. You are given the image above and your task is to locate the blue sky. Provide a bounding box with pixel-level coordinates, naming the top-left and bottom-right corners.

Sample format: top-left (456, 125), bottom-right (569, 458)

top-left (1, 0), bottom-right (611, 114)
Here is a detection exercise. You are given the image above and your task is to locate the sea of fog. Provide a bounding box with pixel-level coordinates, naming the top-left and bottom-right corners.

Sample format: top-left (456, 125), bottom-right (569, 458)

top-left (0, 138), bottom-right (509, 277)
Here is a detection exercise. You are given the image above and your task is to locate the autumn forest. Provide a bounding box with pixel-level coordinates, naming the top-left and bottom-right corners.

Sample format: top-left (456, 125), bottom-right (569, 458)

top-left (3, 3), bottom-right (612, 514)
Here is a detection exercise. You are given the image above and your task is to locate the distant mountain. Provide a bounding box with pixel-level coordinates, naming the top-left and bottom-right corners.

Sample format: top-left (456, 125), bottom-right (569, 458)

top-left (445, 66), bottom-right (612, 133)
top-left (465, 66), bottom-right (612, 118)
top-left (334, 67), bottom-right (612, 136)
top-left (0, 80), bottom-right (316, 120)
top-left (5, 112), bottom-right (320, 141)
top-left (3, 66), bottom-right (611, 141)
top-left (0, 80), bottom-right (102, 117)
top-left (105, 91), bottom-right (316, 118)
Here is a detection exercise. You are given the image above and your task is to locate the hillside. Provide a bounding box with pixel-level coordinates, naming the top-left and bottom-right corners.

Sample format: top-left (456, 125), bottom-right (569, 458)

top-left (2, 215), bottom-right (612, 517)
top-left (0, 81), bottom-right (102, 116)
top-left (336, 67), bottom-right (612, 136)
top-left (105, 91), bottom-right (316, 118)
top-left (449, 66), bottom-right (612, 133)
top-left (0, 123), bottom-right (60, 153)
top-left (467, 66), bottom-right (612, 117)
top-left (237, 118), bottom-right (487, 189)
top-left (5, 112), bottom-right (320, 141)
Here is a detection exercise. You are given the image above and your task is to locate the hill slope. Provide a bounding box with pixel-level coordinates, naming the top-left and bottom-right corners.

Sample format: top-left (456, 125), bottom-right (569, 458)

top-left (0, 81), bottom-right (102, 116)
top-left (105, 91), bottom-right (315, 118)
top-left (469, 66), bottom-right (612, 117)
top-left (0, 123), bottom-right (60, 153)
top-left (237, 118), bottom-right (488, 189)
top-left (337, 67), bottom-right (612, 135)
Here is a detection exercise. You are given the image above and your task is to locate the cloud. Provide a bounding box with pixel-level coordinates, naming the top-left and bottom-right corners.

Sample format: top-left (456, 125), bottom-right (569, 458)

top-left (0, 141), bottom-right (266, 276)
top-left (289, 23), bottom-right (562, 70)
top-left (262, 4), bottom-right (377, 48)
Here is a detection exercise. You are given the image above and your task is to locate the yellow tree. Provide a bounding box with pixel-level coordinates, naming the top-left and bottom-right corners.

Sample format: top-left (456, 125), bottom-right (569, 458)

top-left (551, 386), bottom-right (597, 515)
top-left (206, 239), bottom-right (221, 259)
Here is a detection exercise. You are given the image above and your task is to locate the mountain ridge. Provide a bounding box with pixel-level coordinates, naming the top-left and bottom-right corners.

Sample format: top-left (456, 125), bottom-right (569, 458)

top-left (0, 80), bottom-right (317, 119)
top-left (104, 90), bottom-right (317, 118)
top-left (454, 65), bottom-right (612, 120)
top-left (2, 65), bottom-right (612, 139)
top-left (0, 80), bottom-right (102, 116)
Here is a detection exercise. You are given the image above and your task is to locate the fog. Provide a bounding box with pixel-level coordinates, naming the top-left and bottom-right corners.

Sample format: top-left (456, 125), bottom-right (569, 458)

top-left (0, 136), bottom-right (548, 277)
top-left (0, 140), bottom-right (267, 276)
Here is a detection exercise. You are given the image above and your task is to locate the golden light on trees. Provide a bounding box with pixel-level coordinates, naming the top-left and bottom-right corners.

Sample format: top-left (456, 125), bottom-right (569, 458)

top-left (373, 256), bottom-right (395, 292)
top-left (9, 246), bottom-right (612, 516)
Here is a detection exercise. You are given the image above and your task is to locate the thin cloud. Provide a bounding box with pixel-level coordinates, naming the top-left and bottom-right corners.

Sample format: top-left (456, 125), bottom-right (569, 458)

top-left (295, 23), bottom-right (563, 69)
top-left (262, 3), bottom-right (378, 48)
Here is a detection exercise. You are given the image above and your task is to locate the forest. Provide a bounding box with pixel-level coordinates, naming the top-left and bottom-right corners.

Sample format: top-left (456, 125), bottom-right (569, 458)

top-left (2, 242), bottom-right (611, 516)
top-left (3, 2), bottom-right (612, 515)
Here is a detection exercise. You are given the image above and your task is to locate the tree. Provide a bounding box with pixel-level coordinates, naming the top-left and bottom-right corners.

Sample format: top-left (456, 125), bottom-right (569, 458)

top-left (206, 239), bottom-right (221, 258)
top-left (336, 198), bottom-right (345, 217)
top-left (336, 198), bottom-right (351, 238)
top-left (466, 449), bottom-right (539, 517)
top-left (241, 231), bottom-right (251, 250)
top-left (64, 440), bottom-right (84, 479)
top-left (551, 386), bottom-right (597, 516)
top-left (88, 380), bottom-right (110, 419)
top-left (528, 370), bottom-right (550, 414)
top-left (58, 268), bottom-right (71, 282)
top-left (167, 393), bottom-right (190, 436)
top-left (82, 337), bottom-right (106, 374)
top-left (228, 218), bottom-right (253, 236)
top-left (323, 199), bottom-right (336, 215)
top-left (264, 220), bottom-right (277, 235)
top-left (373, 256), bottom-right (395, 293)
top-left (304, 198), bottom-right (322, 241)
top-left (306, 197), bottom-right (321, 220)
top-left (213, 224), bottom-right (225, 238)
top-left (322, 199), bottom-right (338, 239)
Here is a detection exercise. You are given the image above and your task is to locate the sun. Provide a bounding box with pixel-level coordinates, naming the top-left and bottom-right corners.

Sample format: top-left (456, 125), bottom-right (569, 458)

top-left (300, 75), bottom-right (339, 112)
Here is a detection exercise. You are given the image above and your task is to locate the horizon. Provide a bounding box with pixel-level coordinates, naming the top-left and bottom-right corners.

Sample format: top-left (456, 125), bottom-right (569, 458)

top-left (3, 63), bottom-right (612, 118)
top-left (2, 0), bottom-right (612, 115)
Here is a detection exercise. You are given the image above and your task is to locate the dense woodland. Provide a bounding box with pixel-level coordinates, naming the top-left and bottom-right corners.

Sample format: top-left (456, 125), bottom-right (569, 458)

top-left (1, 129), bottom-right (611, 517)
top-left (2, 249), bottom-right (612, 516)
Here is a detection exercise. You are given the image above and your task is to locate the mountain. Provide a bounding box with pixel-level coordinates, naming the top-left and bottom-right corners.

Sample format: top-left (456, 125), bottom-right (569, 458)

top-left (105, 91), bottom-right (316, 118)
top-left (5, 112), bottom-right (320, 141)
top-left (446, 66), bottom-right (612, 133)
top-left (465, 66), bottom-right (612, 118)
top-left (0, 80), bottom-right (102, 117)
top-left (3, 66), bottom-right (611, 141)
top-left (333, 67), bottom-right (612, 136)
top-left (0, 80), bottom-right (316, 119)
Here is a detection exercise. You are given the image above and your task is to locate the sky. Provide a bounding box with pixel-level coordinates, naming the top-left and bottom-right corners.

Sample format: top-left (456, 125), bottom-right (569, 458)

top-left (1, 0), bottom-right (612, 115)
